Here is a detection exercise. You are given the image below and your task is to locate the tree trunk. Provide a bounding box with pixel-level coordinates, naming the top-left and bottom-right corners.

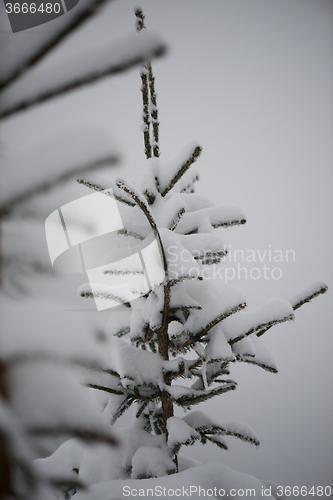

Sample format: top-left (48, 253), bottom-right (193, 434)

top-left (158, 284), bottom-right (178, 472)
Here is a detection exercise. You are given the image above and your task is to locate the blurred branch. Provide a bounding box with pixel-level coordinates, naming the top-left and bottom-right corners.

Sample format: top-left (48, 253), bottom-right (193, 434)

top-left (0, 154), bottom-right (119, 218)
top-left (0, 38), bottom-right (167, 120)
top-left (29, 426), bottom-right (118, 446)
top-left (0, 0), bottom-right (114, 92)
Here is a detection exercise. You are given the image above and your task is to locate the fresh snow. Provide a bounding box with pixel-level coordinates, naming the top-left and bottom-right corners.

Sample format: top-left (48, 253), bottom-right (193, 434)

top-left (289, 280), bottom-right (328, 310)
top-left (107, 337), bottom-right (164, 387)
top-left (131, 445), bottom-right (175, 479)
top-left (156, 142), bottom-right (201, 194)
top-left (205, 325), bottom-right (235, 362)
top-left (73, 463), bottom-right (271, 500)
top-left (167, 416), bottom-right (200, 448)
top-left (176, 205), bottom-right (246, 234)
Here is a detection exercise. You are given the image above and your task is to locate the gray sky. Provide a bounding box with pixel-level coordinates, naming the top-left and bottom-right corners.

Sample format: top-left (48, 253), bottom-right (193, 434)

top-left (1, 0), bottom-right (333, 491)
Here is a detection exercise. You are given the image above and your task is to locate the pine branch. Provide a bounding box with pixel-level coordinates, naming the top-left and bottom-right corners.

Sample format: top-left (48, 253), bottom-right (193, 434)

top-left (168, 276), bottom-right (203, 287)
top-left (79, 289), bottom-right (131, 307)
top-left (168, 359), bottom-right (202, 380)
top-left (177, 205), bottom-right (246, 235)
top-left (148, 64), bottom-right (160, 158)
top-left (291, 283), bottom-right (328, 311)
top-left (0, 155), bottom-right (119, 219)
top-left (116, 179), bottom-right (168, 271)
top-left (234, 356), bottom-right (278, 374)
top-left (181, 303), bottom-right (247, 349)
top-left (0, 0), bottom-right (114, 92)
top-left (205, 435), bottom-right (228, 450)
top-left (194, 250), bottom-right (227, 265)
top-left (135, 7), bottom-right (146, 32)
top-left (99, 368), bottom-right (121, 379)
top-left (179, 171), bottom-right (200, 194)
top-left (85, 384), bottom-right (123, 396)
top-left (171, 382), bottom-right (237, 408)
top-left (112, 397), bottom-right (135, 423)
top-left (161, 145), bottom-right (202, 197)
top-left (117, 228), bottom-right (144, 240)
top-left (255, 283), bottom-right (328, 339)
top-left (77, 178), bottom-right (136, 207)
top-left (136, 401), bottom-right (149, 418)
top-left (169, 208), bottom-right (186, 231)
top-left (195, 423), bottom-right (259, 447)
top-left (104, 269), bottom-right (145, 275)
top-left (135, 9), bottom-right (152, 159)
top-left (135, 8), bottom-right (160, 158)
top-left (229, 313), bottom-right (294, 345)
top-left (139, 68), bottom-right (152, 159)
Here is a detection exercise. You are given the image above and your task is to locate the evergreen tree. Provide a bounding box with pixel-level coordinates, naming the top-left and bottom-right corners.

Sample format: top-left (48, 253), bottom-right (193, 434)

top-left (73, 8), bottom-right (328, 481)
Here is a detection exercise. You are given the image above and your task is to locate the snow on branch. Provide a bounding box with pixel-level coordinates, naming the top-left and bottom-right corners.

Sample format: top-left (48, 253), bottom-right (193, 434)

top-left (167, 417), bottom-right (200, 454)
top-left (77, 177), bottom-right (135, 207)
top-left (135, 9), bottom-right (160, 159)
top-left (135, 9), bottom-right (152, 159)
top-left (182, 291), bottom-right (247, 348)
top-left (131, 445), bottom-right (175, 479)
top-left (148, 65), bottom-right (160, 158)
top-left (116, 179), bottom-right (168, 271)
top-left (167, 381), bottom-right (237, 408)
top-left (183, 411), bottom-right (259, 447)
top-left (176, 205), bottom-right (246, 234)
top-left (0, 0), bottom-right (114, 91)
top-left (178, 233), bottom-right (227, 265)
top-left (289, 281), bottom-right (328, 311)
top-left (138, 67), bottom-right (151, 159)
top-left (157, 144), bottom-right (202, 197)
top-left (256, 282), bottom-right (328, 338)
top-left (0, 32), bottom-right (167, 120)
top-left (224, 299), bottom-right (294, 345)
top-left (235, 337), bottom-right (278, 374)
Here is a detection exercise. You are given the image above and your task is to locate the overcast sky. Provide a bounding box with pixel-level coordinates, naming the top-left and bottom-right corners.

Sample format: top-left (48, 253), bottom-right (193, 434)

top-left (1, 0), bottom-right (333, 491)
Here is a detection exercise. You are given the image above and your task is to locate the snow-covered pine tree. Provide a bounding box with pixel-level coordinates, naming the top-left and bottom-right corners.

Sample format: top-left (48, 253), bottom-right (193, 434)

top-left (75, 8), bottom-right (328, 481)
